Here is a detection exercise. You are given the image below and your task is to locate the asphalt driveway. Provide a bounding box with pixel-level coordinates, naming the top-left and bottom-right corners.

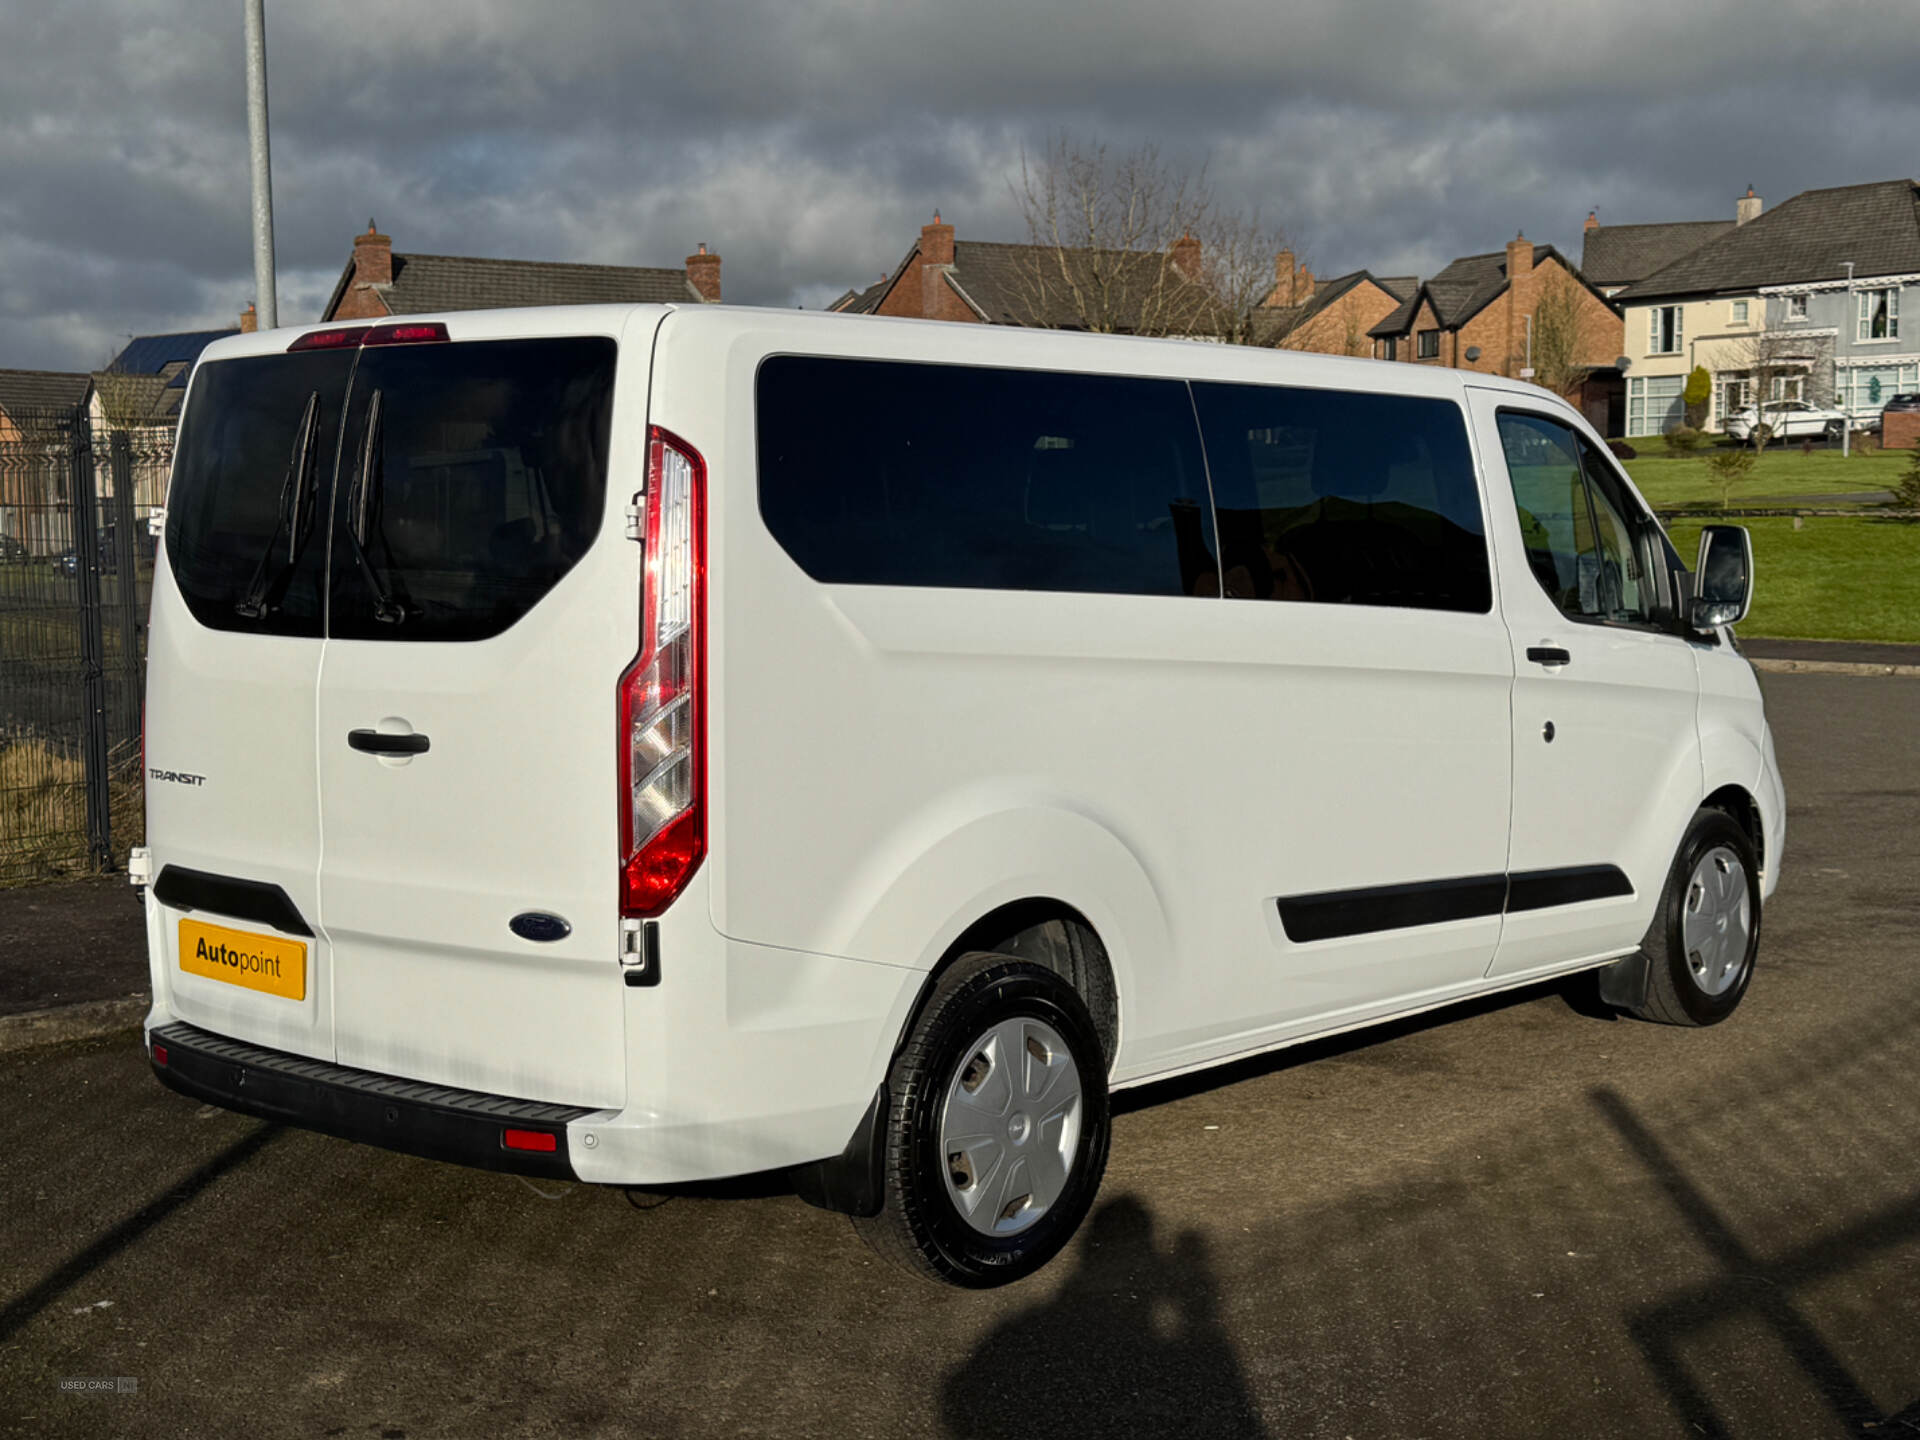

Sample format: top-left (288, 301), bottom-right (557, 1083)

top-left (2, 671), bottom-right (1917, 1439)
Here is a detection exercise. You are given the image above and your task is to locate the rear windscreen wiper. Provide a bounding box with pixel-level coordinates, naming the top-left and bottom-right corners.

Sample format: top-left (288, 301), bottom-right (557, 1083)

top-left (343, 388), bottom-right (415, 625)
top-left (234, 391), bottom-right (321, 619)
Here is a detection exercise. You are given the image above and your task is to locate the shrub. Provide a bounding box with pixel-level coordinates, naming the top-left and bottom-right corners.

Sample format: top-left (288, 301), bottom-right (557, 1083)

top-left (1664, 424), bottom-right (1704, 453)
top-left (1895, 446), bottom-right (1920, 511)
top-left (1705, 445), bottom-right (1757, 510)
top-left (1683, 366), bottom-right (1712, 429)
top-left (1608, 439), bottom-right (1637, 460)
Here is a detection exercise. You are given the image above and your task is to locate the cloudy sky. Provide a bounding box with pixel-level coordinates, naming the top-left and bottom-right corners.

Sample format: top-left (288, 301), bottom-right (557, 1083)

top-left (3, 0), bottom-right (1916, 372)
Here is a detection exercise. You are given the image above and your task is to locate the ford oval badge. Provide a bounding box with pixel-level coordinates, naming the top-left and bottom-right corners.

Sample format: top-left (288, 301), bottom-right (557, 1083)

top-left (510, 912), bottom-right (572, 943)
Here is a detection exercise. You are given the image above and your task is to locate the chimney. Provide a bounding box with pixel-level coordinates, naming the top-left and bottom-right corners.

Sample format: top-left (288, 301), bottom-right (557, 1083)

top-left (919, 211), bottom-right (956, 318)
top-left (1736, 186), bottom-right (1763, 226)
top-left (1295, 263), bottom-right (1315, 303)
top-left (1584, 209), bottom-right (1600, 233)
top-left (1506, 230), bottom-right (1533, 280)
top-left (686, 242), bottom-right (722, 303)
top-left (353, 219), bottom-right (393, 288)
top-left (1271, 249), bottom-right (1295, 305)
top-left (240, 303), bottom-right (258, 334)
top-left (1170, 231), bottom-right (1202, 282)
top-left (921, 210), bottom-right (955, 268)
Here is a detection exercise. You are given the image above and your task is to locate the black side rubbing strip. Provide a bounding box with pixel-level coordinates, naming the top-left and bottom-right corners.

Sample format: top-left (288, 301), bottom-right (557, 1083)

top-left (1507, 864), bottom-right (1633, 912)
top-left (151, 866), bottom-right (314, 937)
top-left (1278, 874), bottom-right (1508, 944)
top-left (1277, 864), bottom-right (1635, 943)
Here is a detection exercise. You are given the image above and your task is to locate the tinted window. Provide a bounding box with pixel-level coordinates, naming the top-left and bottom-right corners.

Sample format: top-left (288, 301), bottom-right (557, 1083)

top-left (330, 338), bottom-right (616, 642)
top-left (1190, 382), bottom-right (1491, 613)
top-left (166, 351), bottom-right (355, 637)
top-left (1497, 411), bottom-right (1654, 624)
top-left (757, 357), bottom-right (1218, 597)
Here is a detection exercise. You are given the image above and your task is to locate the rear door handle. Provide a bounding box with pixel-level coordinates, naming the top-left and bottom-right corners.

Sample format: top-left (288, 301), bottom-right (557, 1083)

top-left (1526, 646), bottom-right (1572, 667)
top-left (348, 729), bottom-right (430, 755)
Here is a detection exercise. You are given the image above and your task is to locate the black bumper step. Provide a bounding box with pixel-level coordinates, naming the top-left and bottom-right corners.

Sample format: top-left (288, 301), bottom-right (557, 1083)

top-left (149, 1021), bottom-right (595, 1181)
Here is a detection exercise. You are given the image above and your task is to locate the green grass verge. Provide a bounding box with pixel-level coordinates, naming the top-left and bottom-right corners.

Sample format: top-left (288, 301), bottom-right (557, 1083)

top-left (1622, 446), bottom-right (1911, 508)
top-left (1663, 516), bottom-right (1920, 643)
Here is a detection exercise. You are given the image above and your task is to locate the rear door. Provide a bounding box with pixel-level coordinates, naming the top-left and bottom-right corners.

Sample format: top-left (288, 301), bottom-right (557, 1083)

top-left (148, 350), bottom-right (352, 1061)
top-left (316, 330), bottom-right (637, 1107)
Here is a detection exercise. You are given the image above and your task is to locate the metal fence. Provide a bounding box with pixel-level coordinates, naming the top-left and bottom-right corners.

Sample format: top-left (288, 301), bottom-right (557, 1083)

top-left (0, 404), bottom-right (168, 884)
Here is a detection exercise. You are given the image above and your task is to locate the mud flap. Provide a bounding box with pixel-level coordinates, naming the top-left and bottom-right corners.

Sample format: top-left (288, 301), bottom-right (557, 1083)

top-left (790, 1083), bottom-right (888, 1218)
top-left (1596, 949), bottom-right (1651, 1012)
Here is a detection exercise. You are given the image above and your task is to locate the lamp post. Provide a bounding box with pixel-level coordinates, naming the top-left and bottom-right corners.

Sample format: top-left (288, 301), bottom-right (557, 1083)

top-left (245, 0), bottom-right (278, 330)
top-left (1840, 261), bottom-right (1854, 459)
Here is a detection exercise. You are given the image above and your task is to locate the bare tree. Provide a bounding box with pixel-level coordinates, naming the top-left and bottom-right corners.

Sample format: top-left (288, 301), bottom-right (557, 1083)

top-left (1525, 269), bottom-right (1585, 396)
top-left (1724, 325), bottom-right (1835, 449)
top-left (1008, 135), bottom-right (1289, 344)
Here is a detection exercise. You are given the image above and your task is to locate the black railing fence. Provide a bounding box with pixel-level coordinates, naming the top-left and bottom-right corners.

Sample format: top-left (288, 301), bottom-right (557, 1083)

top-left (0, 404), bottom-right (168, 883)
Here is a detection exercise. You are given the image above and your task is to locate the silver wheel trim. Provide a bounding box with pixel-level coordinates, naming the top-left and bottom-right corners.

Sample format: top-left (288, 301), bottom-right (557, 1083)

top-left (938, 1016), bottom-right (1083, 1237)
top-left (1682, 845), bottom-right (1752, 997)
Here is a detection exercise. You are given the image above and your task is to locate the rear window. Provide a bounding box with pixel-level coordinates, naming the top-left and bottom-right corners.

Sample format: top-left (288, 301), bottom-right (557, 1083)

top-left (330, 338), bottom-right (617, 642)
top-left (756, 357), bottom-right (1219, 597)
top-left (167, 351), bottom-right (355, 637)
top-left (164, 338), bottom-right (616, 642)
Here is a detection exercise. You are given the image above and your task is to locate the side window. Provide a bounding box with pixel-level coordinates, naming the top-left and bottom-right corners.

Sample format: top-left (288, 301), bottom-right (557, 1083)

top-left (757, 357), bottom-right (1218, 597)
top-left (1496, 412), bottom-right (1654, 625)
top-left (1574, 434), bottom-right (1660, 623)
top-left (1191, 382), bottom-right (1491, 613)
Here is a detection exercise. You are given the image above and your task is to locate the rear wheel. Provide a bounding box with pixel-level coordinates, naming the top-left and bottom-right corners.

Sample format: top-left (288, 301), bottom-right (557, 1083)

top-left (853, 951), bottom-right (1110, 1287)
top-left (1625, 808), bottom-right (1761, 1026)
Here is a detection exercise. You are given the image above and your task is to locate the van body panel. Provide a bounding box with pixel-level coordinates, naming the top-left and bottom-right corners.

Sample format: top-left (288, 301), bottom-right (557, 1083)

top-left (142, 547), bottom-right (333, 1060)
top-left (1466, 386), bottom-right (1705, 976)
top-left (1697, 637), bottom-right (1782, 893)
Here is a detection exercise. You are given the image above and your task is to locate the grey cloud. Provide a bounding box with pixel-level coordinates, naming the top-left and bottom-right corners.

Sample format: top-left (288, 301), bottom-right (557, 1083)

top-left (1, 0), bottom-right (1917, 371)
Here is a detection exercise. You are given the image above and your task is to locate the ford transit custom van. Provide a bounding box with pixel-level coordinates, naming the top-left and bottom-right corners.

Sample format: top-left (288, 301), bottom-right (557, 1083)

top-left (137, 304), bottom-right (1783, 1287)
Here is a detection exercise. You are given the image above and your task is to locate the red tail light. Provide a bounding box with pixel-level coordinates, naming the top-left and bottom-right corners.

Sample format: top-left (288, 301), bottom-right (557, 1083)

top-left (501, 1128), bottom-right (558, 1154)
top-left (287, 326), bottom-right (370, 352)
top-left (287, 321), bottom-right (448, 352)
top-left (619, 427), bottom-right (707, 917)
top-left (151, 1043), bottom-right (169, 1067)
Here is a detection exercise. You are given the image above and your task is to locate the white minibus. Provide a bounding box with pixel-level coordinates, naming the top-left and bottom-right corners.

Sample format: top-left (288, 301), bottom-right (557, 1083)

top-left (137, 304), bottom-right (1782, 1286)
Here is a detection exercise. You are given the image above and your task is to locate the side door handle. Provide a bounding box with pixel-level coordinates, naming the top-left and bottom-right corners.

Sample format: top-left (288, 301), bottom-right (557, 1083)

top-left (1526, 646), bottom-right (1572, 668)
top-left (348, 729), bottom-right (430, 756)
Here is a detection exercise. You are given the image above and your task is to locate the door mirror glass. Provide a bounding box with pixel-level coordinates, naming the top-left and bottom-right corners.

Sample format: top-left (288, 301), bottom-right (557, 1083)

top-left (1691, 524), bottom-right (1753, 630)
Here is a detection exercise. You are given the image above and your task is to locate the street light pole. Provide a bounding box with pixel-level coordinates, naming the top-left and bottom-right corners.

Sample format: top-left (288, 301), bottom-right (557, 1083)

top-left (244, 0), bottom-right (278, 330)
top-left (1840, 261), bottom-right (1854, 459)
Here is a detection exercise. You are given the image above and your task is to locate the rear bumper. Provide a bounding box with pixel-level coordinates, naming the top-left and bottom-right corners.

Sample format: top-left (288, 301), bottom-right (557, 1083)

top-left (147, 1020), bottom-right (591, 1181)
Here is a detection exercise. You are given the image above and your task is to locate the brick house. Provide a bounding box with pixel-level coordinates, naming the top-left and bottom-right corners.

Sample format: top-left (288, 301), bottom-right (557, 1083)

top-left (320, 223), bottom-right (723, 322)
top-left (1368, 235), bottom-right (1625, 431)
top-left (1258, 256), bottom-right (1417, 356)
top-left (830, 213), bottom-right (1404, 358)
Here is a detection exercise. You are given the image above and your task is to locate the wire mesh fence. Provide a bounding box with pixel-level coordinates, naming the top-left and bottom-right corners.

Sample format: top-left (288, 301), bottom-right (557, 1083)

top-left (0, 403), bottom-right (167, 884)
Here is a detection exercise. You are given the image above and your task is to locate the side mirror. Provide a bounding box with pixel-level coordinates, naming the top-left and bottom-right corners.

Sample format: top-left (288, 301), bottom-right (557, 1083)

top-left (1691, 524), bottom-right (1754, 631)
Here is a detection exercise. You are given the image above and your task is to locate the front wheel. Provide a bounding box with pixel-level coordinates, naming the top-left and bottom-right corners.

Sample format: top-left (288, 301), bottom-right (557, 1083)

top-left (853, 951), bottom-right (1110, 1287)
top-left (1624, 808), bottom-right (1761, 1026)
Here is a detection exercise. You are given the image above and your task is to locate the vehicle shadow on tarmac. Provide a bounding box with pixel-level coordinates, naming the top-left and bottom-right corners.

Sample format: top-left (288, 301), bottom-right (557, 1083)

top-left (940, 1194), bottom-right (1269, 1440)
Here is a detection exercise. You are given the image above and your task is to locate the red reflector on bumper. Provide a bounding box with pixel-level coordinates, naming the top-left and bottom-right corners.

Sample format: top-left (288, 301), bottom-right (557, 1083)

top-left (151, 1043), bottom-right (169, 1067)
top-left (502, 1128), bottom-right (558, 1154)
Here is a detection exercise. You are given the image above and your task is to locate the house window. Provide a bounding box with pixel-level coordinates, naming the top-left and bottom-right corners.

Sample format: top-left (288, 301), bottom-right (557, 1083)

top-left (1858, 287), bottom-right (1900, 341)
top-left (1416, 329), bottom-right (1440, 359)
top-left (1648, 306), bottom-right (1683, 355)
top-left (1627, 375), bottom-right (1685, 436)
top-left (1770, 375), bottom-right (1804, 403)
top-left (1720, 377), bottom-right (1749, 423)
top-left (1786, 294), bottom-right (1808, 321)
top-left (1730, 300), bottom-right (1750, 325)
top-left (1379, 336), bottom-right (1398, 361)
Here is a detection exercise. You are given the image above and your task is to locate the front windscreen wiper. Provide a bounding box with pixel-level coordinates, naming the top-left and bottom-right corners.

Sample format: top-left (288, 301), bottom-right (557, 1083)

top-left (342, 388), bottom-right (415, 625)
top-left (234, 391), bottom-right (321, 619)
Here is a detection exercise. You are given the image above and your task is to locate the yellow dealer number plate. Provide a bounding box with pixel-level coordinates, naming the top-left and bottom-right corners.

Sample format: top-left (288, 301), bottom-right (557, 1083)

top-left (178, 919), bottom-right (307, 1001)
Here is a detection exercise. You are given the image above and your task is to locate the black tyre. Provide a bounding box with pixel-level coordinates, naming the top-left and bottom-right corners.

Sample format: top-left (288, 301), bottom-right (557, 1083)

top-left (853, 951), bottom-right (1110, 1288)
top-left (1627, 808), bottom-right (1761, 1026)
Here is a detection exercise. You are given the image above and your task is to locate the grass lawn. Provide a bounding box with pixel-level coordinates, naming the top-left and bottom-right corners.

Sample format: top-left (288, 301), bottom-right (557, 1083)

top-left (1621, 444), bottom-right (1912, 509)
top-left (1663, 516), bottom-right (1920, 643)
